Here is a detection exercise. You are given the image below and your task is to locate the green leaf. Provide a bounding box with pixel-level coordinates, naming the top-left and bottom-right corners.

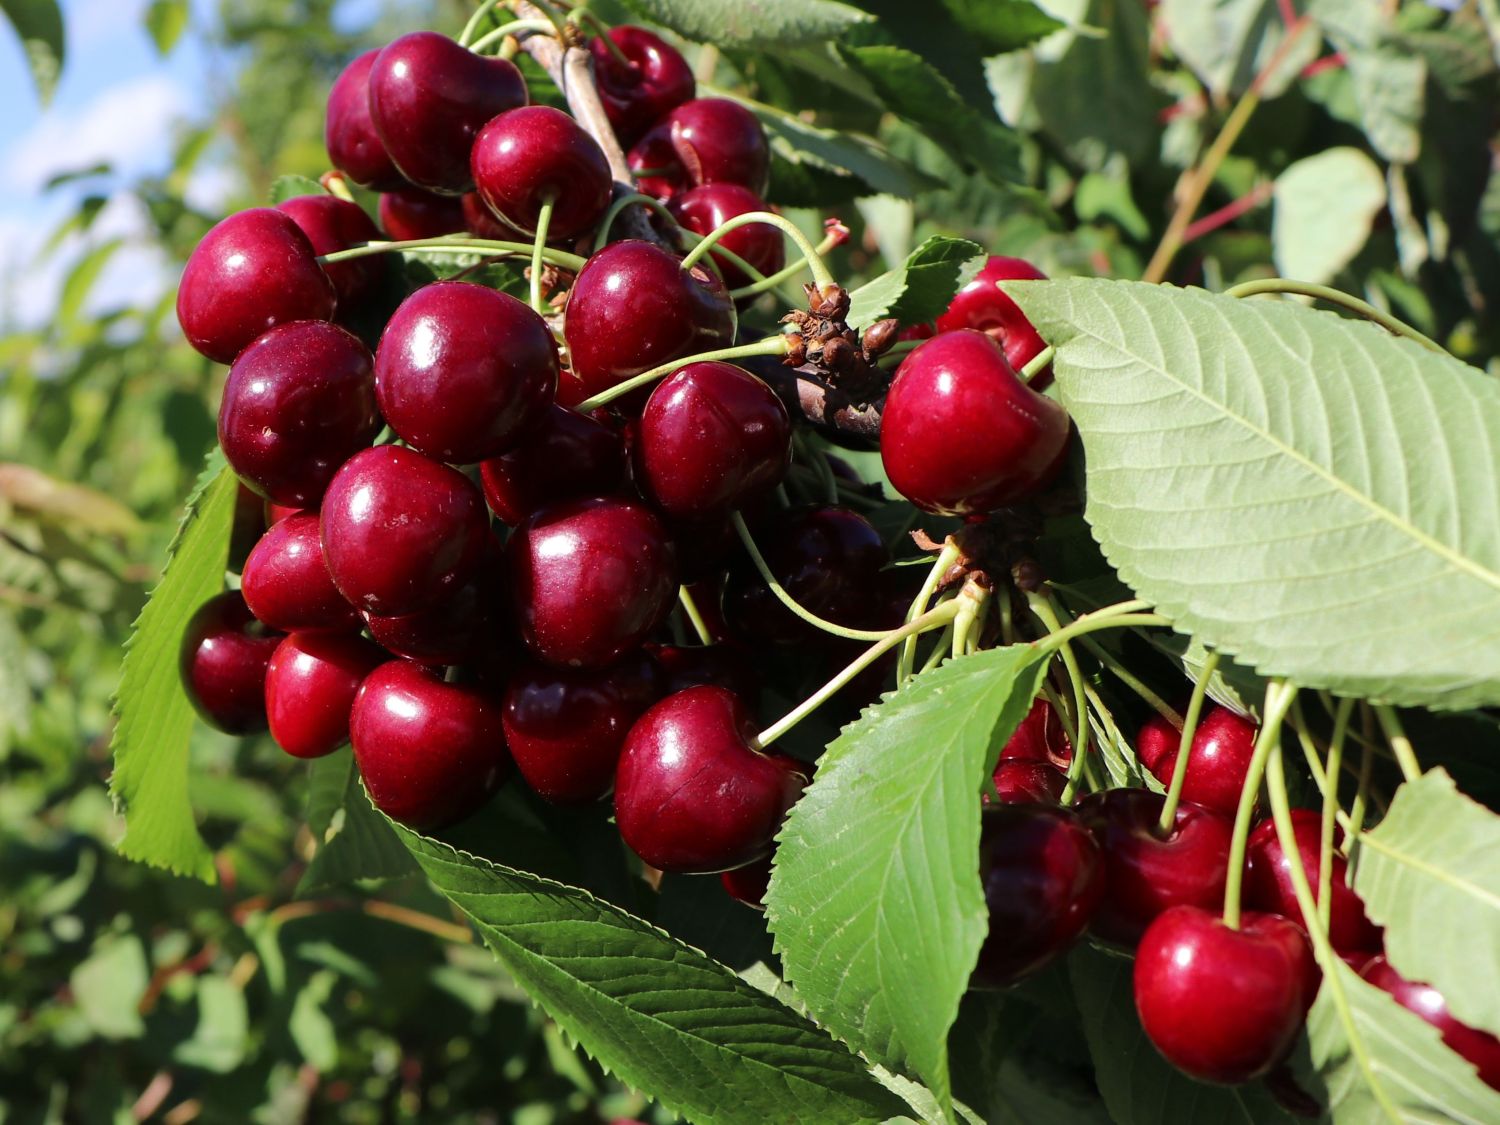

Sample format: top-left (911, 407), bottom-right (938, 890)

top-left (1005, 278), bottom-right (1500, 710)
top-left (70, 934), bottom-right (149, 1039)
top-left (289, 970), bottom-right (339, 1070)
top-left (110, 455), bottom-right (235, 882)
top-left (298, 755), bottom-right (417, 894)
top-left (741, 95), bottom-right (928, 199)
top-left (847, 235), bottom-right (986, 331)
top-left (269, 174), bottom-right (327, 205)
top-left (58, 240), bottom-right (123, 331)
top-left (393, 824), bottom-right (909, 1125)
top-left (173, 976), bottom-right (249, 1072)
top-left (940, 0), bottom-right (1063, 54)
top-left (1161, 0), bottom-right (1320, 99)
top-left (619, 0), bottom-right (871, 46)
top-left (0, 606), bottom-right (30, 757)
top-left (765, 646), bottom-right (1049, 1111)
top-left (1272, 147), bottom-right (1387, 286)
top-left (143, 0), bottom-right (188, 55)
top-left (1311, 0), bottom-right (1426, 164)
top-left (0, 0), bottom-right (64, 103)
top-left (1353, 768), bottom-right (1500, 1039)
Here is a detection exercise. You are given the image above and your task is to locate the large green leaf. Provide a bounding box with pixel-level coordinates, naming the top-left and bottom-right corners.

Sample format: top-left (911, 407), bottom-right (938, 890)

top-left (620, 0), bottom-right (871, 46)
top-left (846, 235), bottom-right (985, 331)
top-left (392, 825), bottom-right (908, 1124)
top-left (298, 754), bottom-right (417, 894)
top-left (739, 95), bottom-right (927, 199)
top-left (765, 646), bottom-right (1049, 1112)
top-left (1272, 148), bottom-right (1387, 285)
top-left (1310, 0), bottom-right (1426, 164)
top-left (0, 0), bottom-right (64, 103)
top-left (940, 0), bottom-right (1062, 54)
top-left (1161, 0), bottom-right (1319, 99)
top-left (1006, 278), bottom-right (1500, 711)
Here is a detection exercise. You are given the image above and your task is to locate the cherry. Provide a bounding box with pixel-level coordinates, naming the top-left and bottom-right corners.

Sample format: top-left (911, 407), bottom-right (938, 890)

top-left (276, 194), bottom-right (387, 310)
top-left (368, 31), bottom-right (528, 194)
top-left (379, 187), bottom-right (465, 240)
top-left (320, 445), bottom-right (488, 616)
top-left (972, 804), bottom-right (1104, 987)
top-left (240, 512), bottom-right (361, 633)
top-left (667, 184), bottom-right (785, 291)
top-left (589, 26), bottom-right (695, 146)
top-left (506, 497), bottom-right (678, 669)
top-left (179, 590), bottom-right (283, 734)
top-left (461, 191), bottom-right (522, 240)
top-left (935, 256), bottom-right (1053, 386)
top-left (635, 362), bottom-right (791, 520)
top-left (177, 209), bottom-right (336, 363)
top-left (218, 321), bottom-right (380, 506)
top-left (998, 696), bottom-right (1072, 768)
top-left (614, 686), bottom-right (808, 873)
top-left (265, 632), bottom-right (385, 759)
top-left (478, 404), bottom-right (627, 525)
top-left (471, 106), bottom-right (613, 240)
top-left (989, 759), bottom-right (1068, 806)
top-left (1135, 905), bottom-right (1315, 1084)
top-left (627, 98), bottom-right (770, 201)
top-left (1077, 788), bottom-right (1234, 946)
top-left (563, 240), bottom-right (734, 402)
top-left (880, 329), bottom-right (1070, 516)
top-left (1361, 956), bottom-right (1500, 1089)
top-left (325, 49), bottom-right (404, 191)
top-left (720, 853), bottom-right (774, 909)
top-left (364, 576), bottom-right (498, 667)
top-left (375, 281), bottom-right (557, 463)
top-left (1243, 810), bottom-right (1382, 957)
top-left (1137, 705), bottom-right (1258, 817)
top-left (502, 651), bottom-right (662, 804)
top-left (350, 661), bottom-right (511, 830)
top-left (647, 643), bottom-right (760, 704)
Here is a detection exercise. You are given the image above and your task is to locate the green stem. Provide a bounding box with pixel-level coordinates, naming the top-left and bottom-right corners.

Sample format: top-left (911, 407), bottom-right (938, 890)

top-left (1031, 592), bottom-right (1090, 802)
top-left (676, 586), bottom-right (713, 646)
top-left (458, 0), bottom-right (507, 46)
top-left (1019, 345), bottom-right (1055, 384)
top-left (573, 336), bottom-right (790, 412)
top-left (593, 192), bottom-right (682, 253)
top-left (1031, 601), bottom-right (1164, 655)
top-left (1075, 633), bottom-right (1183, 727)
top-left (1372, 705), bottom-right (1421, 783)
top-left (470, 18), bottom-right (555, 54)
top-left (952, 584), bottom-right (990, 660)
top-left (919, 622), bottom-right (954, 675)
top-left (1225, 278), bottom-right (1445, 355)
top-left (1222, 679), bottom-right (1298, 929)
top-left (899, 542), bottom-right (961, 685)
top-left (1319, 697), bottom-right (1354, 933)
top-left (1157, 650), bottom-right (1219, 834)
top-left (319, 236), bottom-right (587, 273)
top-left (726, 225), bottom-right (848, 301)
top-left (682, 211), bottom-right (836, 292)
top-left (568, 8), bottom-right (628, 64)
top-left (1288, 703), bottom-right (1358, 838)
top-left (1348, 717), bottom-right (1374, 847)
top-left (529, 198), bottom-right (554, 316)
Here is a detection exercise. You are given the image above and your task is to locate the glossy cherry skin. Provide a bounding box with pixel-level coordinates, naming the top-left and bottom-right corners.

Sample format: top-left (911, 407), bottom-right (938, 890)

top-left (614, 686), bottom-right (808, 873)
top-left (177, 209), bottom-right (336, 363)
top-left (179, 591), bottom-right (283, 734)
top-left (502, 651), bottom-right (662, 804)
top-left (1244, 810), bottom-right (1382, 957)
top-left (999, 696), bottom-right (1073, 768)
top-left (881, 330), bottom-right (1070, 516)
top-left (720, 853), bottom-right (773, 909)
top-left (1135, 905), bottom-right (1316, 1084)
top-left (364, 578), bottom-right (496, 667)
top-left (375, 281), bottom-right (557, 463)
top-left (368, 32), bottom-right (528, 194)
top-left (1361, 956), bottom-right (1500, 1089)
top-left (478, 404), bottom-right (627, 525)
top-left (989, 759), bottom-right (1068, 806)
top-left (378, 187), bottom-right (466, 240)
top-left (972, 804), bottom-right (1104, 987)
top-left (635, 362), bottom-right (791, 520)
top-left (506, 496), bottom-right (678, 669)
top-left (320, 446), bottom-right (488, 617)
top-left (264, 631), bottom-right (385, 759)
top-left (350, 661), bottom-right (511, 830)
top-left (240, 512), bottom-right (361, 633)
top-left (628, 98), bottom-right (770, 201)
top-left (461, 191), bottom-right (522, 239)
top-left (276, 194), bottom-right (387, 311)
top-left (218, 321), bottom-right (381, 506)
top-left (1137, 705), bottom-right (1258, 817)
top-left (590, 26), bottom-right (695, 147)
top-left (563, 240), bottom-right (735, 401)
top-left (471, 106), bottom-right (612, 239)
top-left (325, 49), bottom-right (404, 191)
top-left (667, 184), bottom-right (784, 291)
top-left (935, 256), bottom-right (1052, 387)
top-left (1078, 788), bottom-right (1235, 947)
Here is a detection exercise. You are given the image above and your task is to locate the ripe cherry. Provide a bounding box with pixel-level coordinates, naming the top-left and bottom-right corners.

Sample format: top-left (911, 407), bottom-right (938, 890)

top-left (375, 281), bottom-right (557, 463)
top-left (218, 321), bottom-right (380, 506)
top-left (364, 575), bottom-right (500, 667)
top-left (935, 255), bottom-right (1053, 387)
top-left (276, 194), bottom-right (387, 310)
top-left (998, 696), bottom-right (1072, 768)
top-left (240, 512), bottom-right (361, 633)
top-left (1361, 956), bottom-right (1500, 1089)
top-left (180, 590), bottom-right (283, 734)
top-left (379, 187), bottom-right (465, 240)
top-left (720, 853), bottom-right (774, 909)
top-left (1244, 810), bottom-right (1382, 957)
top-left (614, 686), bottom-right (808, 873)
top-left (368, 31), bottom-right (528, 194)
top-left (590, 26), bottom-right (695, 147)
top-left (506, 497), bottom-right (677, 669)
top-left (320, 446), bottom-right (488, 616)
top-left (350, 661), bottom-right (511, 830)
top-left (989, 759), bottom-right (1068, 806)
top-left (177, 209), bottom-right (336, 363)
top-left (667, 184), bottom-right (784, 291)
top-left (628, 98), bottom-right (770, 200)
top-left (881, 329), bottom-right (1070, 516)
top-left (478, 404), bottom-right (627, 525)
top-left (461, 191), bottom-right (522, 239)
top-left (471, 106), bottom-right (613, 239)
top-left (1135, 905), bottom-right (1315, 1084)
top-left (265, 632), bottom-right (385, 759)
top-left (325, 49), bottom-right (404, 191)
top-left (1137, 705), bottom-right (1258, 817)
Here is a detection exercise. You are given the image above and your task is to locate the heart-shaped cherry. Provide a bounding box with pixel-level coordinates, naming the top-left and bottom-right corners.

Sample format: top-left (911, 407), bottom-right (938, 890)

top-left (240, 512), bottom-right (361, 633)
top-left (590, 26), bottom-right (695, 146)
top-left (379, 187), bottom-right (466, 240)
top-left (667, 184), bottom-right (784, 291)
top-left (180, 591), bottom-right (284, 734)
top-left (265, 631), bottom-right (385, 759)
top-left (471, 106), bottom-right (613, 240)
top-left (935, 255), bottom-right (1053, 387)
top-left (627, 98), bottom-right (769, 201)
top-left (276, 194), bottom-right (387, 309)
top-left (1244, 810), bottom-right (1382, 957)
top-left (1361, 955), bottom-right (1500, 1089)
top-left (479, 404), bottom-right (628, 525)
top-left (325, 49), bottom-right (404, 190)
top-left (1137, 705), bottom-right (1258, 817)
top-left (998, 696), bottom-right (1073, 768)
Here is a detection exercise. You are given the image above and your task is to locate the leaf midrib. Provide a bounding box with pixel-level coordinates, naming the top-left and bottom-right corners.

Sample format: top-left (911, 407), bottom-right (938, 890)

top-left (1359, 832), bottom-right (1500, 912)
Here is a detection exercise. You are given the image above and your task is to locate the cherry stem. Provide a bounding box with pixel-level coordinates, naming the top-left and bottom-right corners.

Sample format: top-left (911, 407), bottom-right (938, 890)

top-left (898, 540), bottom-right (961, 684)
top-left (1157, 650), bottom-right (1219, 834)
top-left (567, 7), bottom-right (629, 65)
top-left (1225, 277), bottom-right (1445, 355)
top-left (1019, 345), bottom-right (1055, 384)
top-left (457, 0), bottom-right (509, 46)
top-left (319, 235), bottom-right (588, 273)
top-left (1032, 599), bottom-right (1165, 654)
top-left (573, 335), bottom-right (790, 412)
top-left (919, 620), bottom-right (955, 675)
top-left (1348, 713), bottom-right (1375, 843)
top-left (529, 197), bottom-right (555, 316)
top-left (676, 586), bottom-right (713, 646)
top-left (681, 211), bottom-right (836, 293)
top-left (1319, 697), bottom-right (1354, 932)
top-left (1031, 592), bottom-right (1091, 802)
top-left (1371, 705), bottom-right (1421, 783)
top-left (1221, 678), bottom-right (1298, 930)
top-left (792, 430), bottom-right (838, 505)
top-left (593, 192), bottom-right (681, 252)
top-left (1074, 633), bottom-right (1183, 727)
top-left (470, 17), bottom-right (555, 54)
top-left (952, 583), bottom-right (990, 660)
top-left (727, 226), bottom-right (846, 300)
top-left (1287, 702), bottom-right (1358, 840)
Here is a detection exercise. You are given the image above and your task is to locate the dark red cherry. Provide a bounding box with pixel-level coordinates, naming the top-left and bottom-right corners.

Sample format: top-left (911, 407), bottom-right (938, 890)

top-left (881, 330), bottom-right (1070, 516)
top-left (350, 661), bottom-right (511, 830)
top-left (265, 631), bottom-right (385, 759)
top-left (1138, 705), bottom-right (1258, 817)
top-left (614, 686), bottom-right (808, 873)
top-left (1135, 906), bottom-right (1315, 1084)
top-left (241, 512), bottom-right (361, 633)
top-left (721, 852), bottom-right (773, 909)
top-left (989, 759), bottom-right (1068, 806)
top-left (179, 590), bottom-right (283, 734)
top-left (635, 362), bottom-right (791, 520)
top-left (998, 696), bottom-right (1073, 768)
top-left (935, 256), bottom-right (1052, 387)
top-left (590, 26), bottom-right (695, 147)
top-left (1361, 956), bottom-right (1500, 1089)
top-left (471, 106), bottom-right (613, 240)
top-left (374, 281), bottom-right (557, 463)
top-left (364, 578), bottom-right (495, 667)
top-left (563, 240), bottom-right (734, 402)
top-left (177, 209), bottom-right (336, 363)
top-left (667, 184), bottom-right (784, 291)
top-left (276, 194), bottom-right (387, 310)
top-left (325, 49), bottom-right (404, 191)
top-left (972, 804), bottom-right (1104, 987)
top-left (1244, 810), bottom-right (1382, 957)
top-left (478, 404), bottom-right (627, 525)
top-left (320, 446), bottom-right (488, 616)
top-left (461, 191), bottom-right (522, 239)
top-left (379, 187), bottom-right (465, 240)
top-left (1078, 787), bottom-right (1234, 947)
top-left (506, 496), bottom-right (677, 669)
top-left (218, 321), bottom-right (380, 506)
top-left (368, 31), bottom-right (528, 194)
top-left (647, 643), bottom-right (759, 704)
top-left (627, 98), bottom-right (769, 201)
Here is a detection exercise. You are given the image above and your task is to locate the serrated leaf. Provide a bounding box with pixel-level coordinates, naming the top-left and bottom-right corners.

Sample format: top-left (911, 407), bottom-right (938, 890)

top-left (1005, 278), bottom-right (1500, 710)
top-left (1272, 147), bottom-right (1387, 286)
top-left (0, 0), bottom-right (64, 103)
top-left (741, 96), bottom-right (927, 200)
top-left (298, 756), bottom-right (417, 894)
top-left (941, 0), bottom-right (1063, 54)
top-left (143, 0), bottom-right (187, 55)
top-left (765, 646), bottom-right (1049, 1112)
top-left (393, 824), bottom-right (908, 1125)
top-left (1162, 0), bottom-right (1320, 99)
top-left (619, 0), bottom-right (871, 46)
top-left (847, 236), bottom-right (986, 331)
top-left (269, 174), bottom-right (327, 205)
